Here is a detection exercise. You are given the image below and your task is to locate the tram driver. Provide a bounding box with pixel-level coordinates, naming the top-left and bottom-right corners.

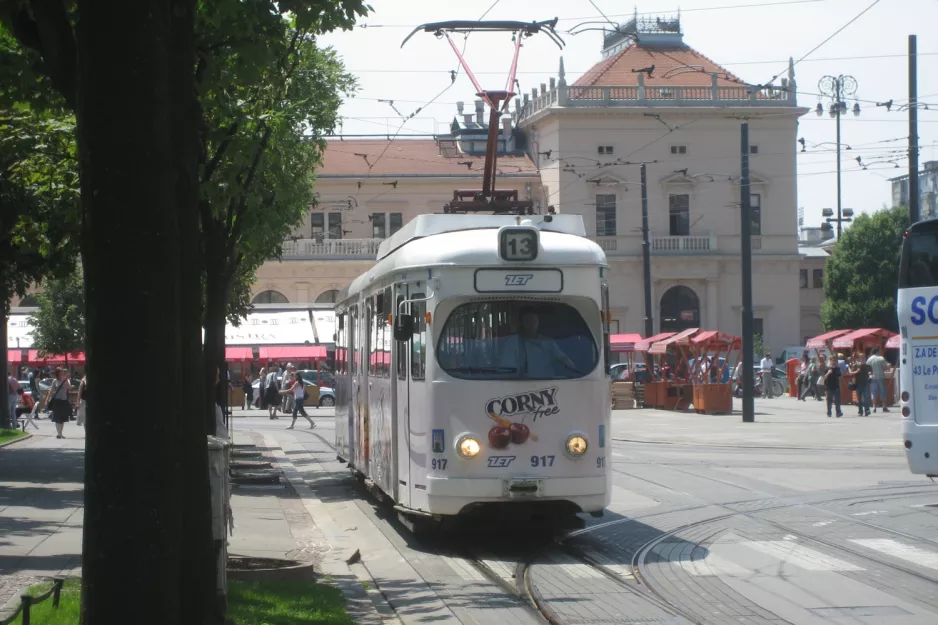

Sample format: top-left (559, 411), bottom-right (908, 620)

top-left (495, 310), bottom-right (579, 377)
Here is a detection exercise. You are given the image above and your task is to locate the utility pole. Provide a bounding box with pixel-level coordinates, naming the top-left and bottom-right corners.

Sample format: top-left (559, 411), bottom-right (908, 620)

top-left (909, 34), bottom-right (920, 223)
top-left (640, 164), bottom-right (654, 337)
top-left (740, 123), bottom-right (755, 424)
top-left (817, 75), bottom-right (859, 238)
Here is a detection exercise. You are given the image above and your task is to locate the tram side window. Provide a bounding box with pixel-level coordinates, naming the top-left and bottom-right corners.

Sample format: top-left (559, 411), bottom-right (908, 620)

top-left (335, 313), bottom-right (347, 375)
top-left (396, 294), bottom-right (407, 381)
top-left (412, 294), bottom-right (426, 380)
top-left (350, 306), bottom-right (358, 375)
top-left (368, 302), bottom-right (377, 377)
top-left (900, 226), bottom-right (938, 288)
top-left (381, 287), bottom-right (392, 377)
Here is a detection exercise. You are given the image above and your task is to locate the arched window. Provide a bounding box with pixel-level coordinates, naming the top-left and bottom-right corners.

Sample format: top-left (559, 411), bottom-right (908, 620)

top-left (252, 290), bottom-right (289, 304)
top-left (315, 289), bottom-right (340, 304)
top-left (659, 286), bottom-right (700, 333)
top-left (17, 295), bottom-right (38, 307)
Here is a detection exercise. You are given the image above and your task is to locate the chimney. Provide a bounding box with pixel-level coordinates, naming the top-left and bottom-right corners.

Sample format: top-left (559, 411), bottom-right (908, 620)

top-left (456, 101), bottom-right (464, 115)
top-left (501, 118), bottom-right (512, 137)
top-left (925, 161), bottom-right (938, 171)
top-left (475, 100), bottom-right (485, 125)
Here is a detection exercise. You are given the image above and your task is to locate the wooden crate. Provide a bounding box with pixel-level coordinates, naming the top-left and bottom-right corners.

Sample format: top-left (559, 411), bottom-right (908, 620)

top-left (612, 381), bottom-right (635, 409)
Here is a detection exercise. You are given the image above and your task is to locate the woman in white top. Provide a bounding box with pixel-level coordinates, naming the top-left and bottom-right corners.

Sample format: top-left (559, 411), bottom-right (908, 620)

top-left (280, 371), bottom-right (314, 430)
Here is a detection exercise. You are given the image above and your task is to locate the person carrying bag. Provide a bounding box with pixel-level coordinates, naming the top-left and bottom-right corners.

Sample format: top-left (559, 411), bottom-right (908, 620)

top-left (48, 368), bottom-right (73, 438)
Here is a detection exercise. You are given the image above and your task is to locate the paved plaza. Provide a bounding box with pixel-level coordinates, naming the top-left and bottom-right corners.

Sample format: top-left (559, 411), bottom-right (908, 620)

top-left (2, 398), bottom-right (937, 624)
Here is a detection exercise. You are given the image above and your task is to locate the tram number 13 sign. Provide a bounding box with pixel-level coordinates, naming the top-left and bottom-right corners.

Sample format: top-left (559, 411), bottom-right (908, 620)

top-left (499, 227), bottom-right (538, 261)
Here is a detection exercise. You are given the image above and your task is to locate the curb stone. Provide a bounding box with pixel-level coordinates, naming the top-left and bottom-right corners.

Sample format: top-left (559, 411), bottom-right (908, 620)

top-left (250, 432), bottom-right (403, 625)
top-left (0, 432), bottom-right (33, 449)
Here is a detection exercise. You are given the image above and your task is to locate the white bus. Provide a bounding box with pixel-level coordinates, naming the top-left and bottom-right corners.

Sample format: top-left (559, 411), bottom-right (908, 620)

top-left (898, 217), bottom-right (938, 476)
top-left (333, 214), bottom-right (613, 530)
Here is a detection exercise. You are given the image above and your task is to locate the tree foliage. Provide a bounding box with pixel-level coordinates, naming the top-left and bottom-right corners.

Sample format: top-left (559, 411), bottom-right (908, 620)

top-left (821, 206), bottom-right (911, 332)
top-left (29, 266), bottom-right (84, 358)
top-left (196, 7), bottom-right (358, 323)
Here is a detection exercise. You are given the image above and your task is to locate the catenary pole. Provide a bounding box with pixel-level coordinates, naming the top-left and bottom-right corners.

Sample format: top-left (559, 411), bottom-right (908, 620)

top-left (740, 123), bottom-right (755, 423)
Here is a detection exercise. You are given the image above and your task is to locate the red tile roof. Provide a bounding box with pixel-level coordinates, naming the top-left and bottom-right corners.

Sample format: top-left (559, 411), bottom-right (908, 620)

top-left (574, 43), bottom-right (745, 88)
top-left (319, 140), bottom-right (538, 177)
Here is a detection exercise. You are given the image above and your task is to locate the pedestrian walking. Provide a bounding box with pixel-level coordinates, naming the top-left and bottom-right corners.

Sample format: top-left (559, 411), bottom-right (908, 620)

top-left (797, 354), bottom-right (810, 400)
top-left (281, 363), bottom-right (297, 413)
top-left (824, 359), bottom-right (843, 417)
top-left (281, 371), bottom-right (314, 429)
top-left (242, 373), bottom-right (253, 410)
top-left (867, 348), bottom-right (890, 413)
top-left (76, 375), bottom-right (88, 426)
top-left (264, 367), bottom-right (280, 419)
top-left (47, 368), bottom-right (72, 438)
top-left (7, 372), bottom-right (21, 425)
top-left (760, 352), bottom-right (775, 398)
top-left (850, 356), bottom-right (872, 416)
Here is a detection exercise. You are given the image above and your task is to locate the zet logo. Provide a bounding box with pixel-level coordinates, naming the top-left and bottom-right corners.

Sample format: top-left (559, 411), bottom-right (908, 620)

top-left (910, 295), bottom-right (938, 325)
top-left (487, 456), bottom-right (516, 468)
top-left (504, 274), bottom-right (534, 286)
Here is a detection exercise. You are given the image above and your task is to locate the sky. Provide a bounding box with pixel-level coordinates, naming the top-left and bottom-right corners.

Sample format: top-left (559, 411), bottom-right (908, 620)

top-left (318, 0), bottom-right (937, 230)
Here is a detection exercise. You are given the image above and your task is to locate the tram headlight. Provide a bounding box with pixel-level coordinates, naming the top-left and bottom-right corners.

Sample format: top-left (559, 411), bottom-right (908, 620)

top-left (566, 434), bottom-right (588, 457)
top-left (457, 436), bottom-right (482, 458)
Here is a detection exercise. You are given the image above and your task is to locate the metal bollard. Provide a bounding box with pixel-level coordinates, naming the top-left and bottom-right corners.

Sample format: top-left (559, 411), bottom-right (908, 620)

top-left (20, 595), bottom-right (31, 625)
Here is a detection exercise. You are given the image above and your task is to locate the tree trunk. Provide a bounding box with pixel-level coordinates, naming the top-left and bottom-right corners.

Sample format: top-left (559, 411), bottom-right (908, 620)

top-left (170, 0), bottom-right (219, 621)
top-left (0, 292), bottom-right (10, 430)
top-left (203, 262), bottom-right (229, 436)
top-left (76, 2), bottom-right (185, 623)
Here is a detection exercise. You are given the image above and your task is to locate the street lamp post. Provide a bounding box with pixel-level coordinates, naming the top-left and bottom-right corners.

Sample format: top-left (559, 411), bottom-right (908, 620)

top-left (817, 75), bottom-right (860, 239)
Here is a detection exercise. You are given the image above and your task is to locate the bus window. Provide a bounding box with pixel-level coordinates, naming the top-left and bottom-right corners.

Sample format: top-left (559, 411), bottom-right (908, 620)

top-left (436, 301), bottom-right (599, 380)
top-left (900, 223), bottom-right (938, 288)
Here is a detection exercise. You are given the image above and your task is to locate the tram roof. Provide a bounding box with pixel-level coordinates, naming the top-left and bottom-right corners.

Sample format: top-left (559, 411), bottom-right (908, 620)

top-left (338, 214), bottom-right (605, 302)
top-left (376, 214), bottom-right (587, 261)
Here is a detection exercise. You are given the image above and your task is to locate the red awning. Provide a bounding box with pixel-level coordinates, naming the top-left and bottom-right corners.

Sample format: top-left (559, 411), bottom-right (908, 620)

top-left (225, 347), bottom-right (253, 362)
top-left (832, 328), bottom-right (896, 350)
top-left (691, 330), bottom-right (740, 347)
top-left (635, 332), bottom-right (675, 352)
top-left (886, 334), bottom-right (900, 349)
top-left (370, 351), bottom-right (391, 365)
top-left (6, 349), bottom-right (22, 363)
top-left (258, 346), bottom-right (327, 361)
top-left (648, 328), bottom-right (700, 354)
top-left (610, 333), bottom-right (643, 353)
top-left (805, 329), bottom-right (852, 350)
top-left (28, 350), bottom-right (86, 365)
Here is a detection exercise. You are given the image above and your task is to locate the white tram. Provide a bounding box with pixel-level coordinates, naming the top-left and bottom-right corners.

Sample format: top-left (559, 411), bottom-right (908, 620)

top-left (333, 214), bottom-right (612, 528)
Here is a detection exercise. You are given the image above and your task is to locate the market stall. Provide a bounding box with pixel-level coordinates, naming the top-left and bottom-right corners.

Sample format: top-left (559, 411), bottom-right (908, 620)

top-left (690, 331), bottom-right (739, 415)
top-left (226, 347), bottom-right (254, 408)
top-left (805, 329), bottom-right (852, 361)
top-left (648, 328), bottom-right (700, 411)
top-left (832, 328), bottom-right (898, 405)
top-left (633, 332), bottom-right (675, 408)
top-left (609, 333), bottom-right (643, 409)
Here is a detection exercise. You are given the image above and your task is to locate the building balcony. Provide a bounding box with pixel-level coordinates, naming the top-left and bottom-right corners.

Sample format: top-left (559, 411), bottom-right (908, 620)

top-left (592, 234), bottom-right (718, 256)
top-left (281, 238), bottom-right (382, 260)
top-left (513, 76), bottom-right (797, 124)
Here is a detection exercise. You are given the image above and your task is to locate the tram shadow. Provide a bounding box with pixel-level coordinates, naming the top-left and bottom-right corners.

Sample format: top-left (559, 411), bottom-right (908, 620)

top-left (570, 508), bottom-right (714, 571)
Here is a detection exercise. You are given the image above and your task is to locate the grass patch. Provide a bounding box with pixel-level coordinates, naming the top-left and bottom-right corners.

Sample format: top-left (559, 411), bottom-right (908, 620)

top-left (229, 580), bottom-right (355, 625)
top-left (16, 579), bottom-right (80, 625)
top-left (0, 428), bottom-right (27, 446)
top-left (23, 578), bottom-right (355, 625)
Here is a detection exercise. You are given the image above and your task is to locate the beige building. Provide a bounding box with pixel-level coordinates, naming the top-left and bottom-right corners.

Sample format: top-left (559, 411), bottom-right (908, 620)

top-left (252, 15), bottom-right (826, 354)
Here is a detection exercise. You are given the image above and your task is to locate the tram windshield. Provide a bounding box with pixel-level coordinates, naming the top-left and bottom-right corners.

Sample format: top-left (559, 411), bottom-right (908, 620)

top-left (437, 301), bottom-right (599, 380)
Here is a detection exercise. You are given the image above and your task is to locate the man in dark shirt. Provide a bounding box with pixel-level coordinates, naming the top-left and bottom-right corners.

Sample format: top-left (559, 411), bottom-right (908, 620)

top-left (824, 360), bottom-right (843, 418)
top-left (851, 356), bottom-right (872, 417)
